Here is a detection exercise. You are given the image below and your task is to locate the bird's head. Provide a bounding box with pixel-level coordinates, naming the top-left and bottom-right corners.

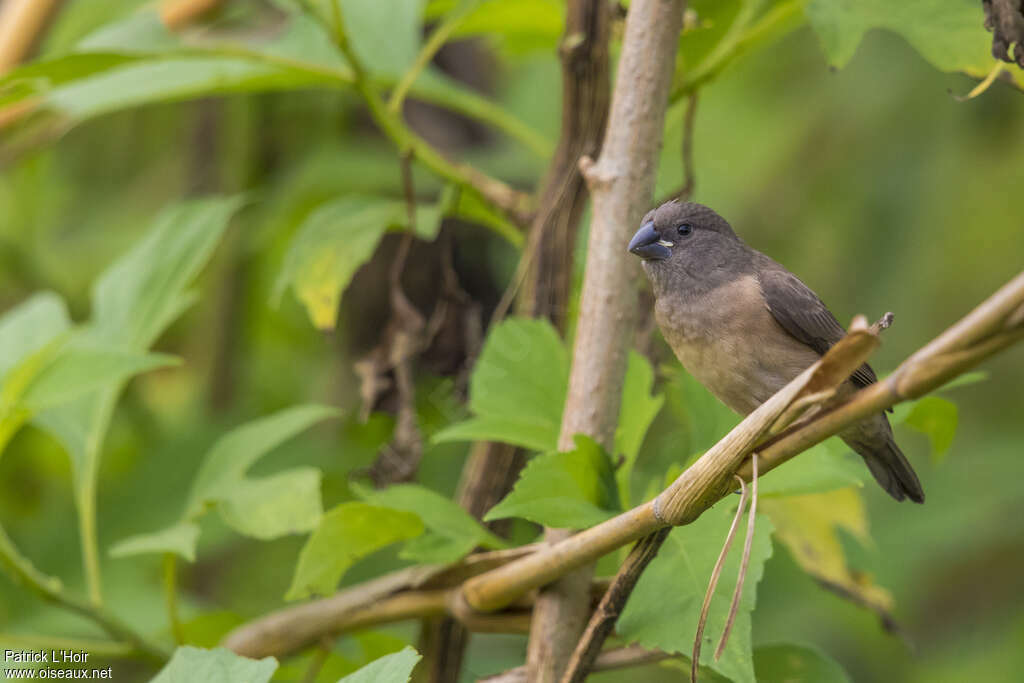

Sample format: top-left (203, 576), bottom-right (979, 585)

top-left (628, 200), bottom-right (750, 296)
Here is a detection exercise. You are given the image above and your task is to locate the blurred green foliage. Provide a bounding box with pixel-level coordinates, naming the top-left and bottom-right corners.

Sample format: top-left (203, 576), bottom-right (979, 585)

top-left (1, 0), bottom-right (1022, 681)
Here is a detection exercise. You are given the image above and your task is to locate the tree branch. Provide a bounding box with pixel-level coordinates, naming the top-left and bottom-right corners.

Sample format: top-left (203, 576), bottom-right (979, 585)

top-left (459, 272), bottom-right (1024, 611)
top-left (159, 0), bottom-right (221, 29)
top-left (526, 1), bottom-right (685, 680)
top-left (483, 645), bottom-right (674, 683)
top-left (0, 0), bottom-right (62, 75)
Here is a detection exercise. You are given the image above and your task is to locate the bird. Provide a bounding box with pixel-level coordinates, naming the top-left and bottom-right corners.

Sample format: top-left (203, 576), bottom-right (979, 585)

top-left (628, 200), bottom-right (924, 503)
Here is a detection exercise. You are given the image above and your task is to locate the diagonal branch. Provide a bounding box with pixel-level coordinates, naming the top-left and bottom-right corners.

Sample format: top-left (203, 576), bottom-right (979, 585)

top-left (460, 270), bottom-right (1024, 611)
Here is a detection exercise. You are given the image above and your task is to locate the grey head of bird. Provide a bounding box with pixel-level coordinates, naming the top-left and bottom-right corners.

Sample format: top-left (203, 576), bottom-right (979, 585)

top-left (628, 200), bottom-right (753, 299)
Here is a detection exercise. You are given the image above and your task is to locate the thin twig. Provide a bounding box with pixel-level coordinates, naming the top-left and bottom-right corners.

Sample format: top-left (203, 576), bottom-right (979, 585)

top-left (691, 476), bottom-right (748, 683)
top-left (388, 2), bottom-right (476, 113)
top-left (301, 638), bottom-right (333, 683)
top-left (560, 526), bottom-right (671, 683)
top-left (658, 92), bottom-right (699, 205)
top-left (715, 454), bottom-right (758, 659)
top-left (328, 6), bottom-right (533, 229)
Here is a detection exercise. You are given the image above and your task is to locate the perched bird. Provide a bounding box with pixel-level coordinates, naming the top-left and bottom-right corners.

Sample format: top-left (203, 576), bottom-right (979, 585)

top-left (628, 200), bottom-right (923, 502)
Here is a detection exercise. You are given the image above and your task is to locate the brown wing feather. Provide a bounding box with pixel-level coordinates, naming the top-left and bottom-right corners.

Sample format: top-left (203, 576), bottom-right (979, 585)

top-left (758, 266), bottom-right (878, 389)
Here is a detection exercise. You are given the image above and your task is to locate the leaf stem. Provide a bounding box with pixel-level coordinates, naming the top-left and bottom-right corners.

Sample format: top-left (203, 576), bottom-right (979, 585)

top-left (163, 553), bottom-right (185, 645)
top-left (387, 1), bottom-right (475, 114)
top-left (327, 1), bottom-right (533, 229)
top-left (0, 518), bottom-right (168, 663)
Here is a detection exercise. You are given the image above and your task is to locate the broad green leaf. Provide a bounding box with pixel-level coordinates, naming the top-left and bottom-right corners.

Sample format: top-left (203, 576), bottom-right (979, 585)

top-left (79, 6), bottom-right (347, 71)
top-left (433, 317), bottom-right (569, 451)
top-left (33, 196), bottom-right (243, 514)
top-left (760, 488), bottom-right (893, 620)
top-left (0, 292), bottom-right (71, 382)
top-left (20, 346), bottom-right (177, 412)
top-left (274, 196), bottom-right (407, 330)
top-left (46, 57), bottom-right (335, 121)
top-left (218, 467), bottom-right (324, 540)
top-left (113, 407), bottom-right (336, 562)
top-left (90, 197), bottom-right (245, 347)
top-left (486, 435), bottom-right (619, 529)
top-left (337, 0), bottom-right (425, 76)
top-left (186, 404), bottom-right (339, 515)
top-left (355, 483), bottom-right (509, 563)
top-left (805, 0), bottom-right (1024, 88)
top-left (618, 500), bottom-right (774, 683)
top-left (337, 646), bottom-right (421, 683)
top-left (665, 365), bottom-right (739, 457)
top-left (151, 646), bottom-right (277, 683)
top-left (754, 642), bottom-right (851, 683)
top-left (902, 396), bottom-right (957, 463)
top-left (430, 0), bottom-right (563, 54)
top-left (675, 0), bottom-right (806, 96)
top-left (286, 502), bottom-right (423, 600)
top-left (615, 351), bottom-right (665, 508)
top-left (756, 438), bottom-right (865, 497)
top-left (109, 522), bottom-right (201, 562)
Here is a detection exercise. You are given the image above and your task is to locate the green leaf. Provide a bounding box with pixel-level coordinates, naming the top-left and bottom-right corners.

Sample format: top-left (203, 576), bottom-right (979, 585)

top-left (186, 404), bottom-right (339, 515)
top-left (486, 435), bottom-right (619, 529)
top-left (337, 0), bottom-right (425, 76)
top-left (0, 292), bottom-right (71, 382)
top-left (754, 642), bottom-right (851, 683)
top-left (274, 196), bottom-right (406, 330)
top-left (109, 522), bottom-right (201, 563)
top-left (618, 500), bottom-right (774, 683)
top-left (355, 483), bottom-right (509, 563)
top-left (805, 0), bottom-right (1024, 88)
top-left (902, 396), bottom-right (957, 463)
top-left (756, 439), bottom-right (865, 497)
top-left (760, 488), bottom-right (893, 621)
top-left (665, 365), bottom-right (739, 457)
top-left (336, 646), bottom-right (421, 683)
top-left (111, 406), bottom-right (337, 562)
top-left (31, 196), bottom-right (245, 481)
top-left (433, 317), bottom-right (569, 451)
top-left (91, 195), bottom-right (246, 348)
top-left (435, 0), bottom-right (564, 54)
top-left (286, 502), bottom-right (423, 600)
top-left (151, 646), bottom-right (278, 683)
top-left (20, 345), bottom-right (177, 412)
top-left (218, 467), bottom-right (324, 540)
top-left (615, 351), bottom-right (664, 508)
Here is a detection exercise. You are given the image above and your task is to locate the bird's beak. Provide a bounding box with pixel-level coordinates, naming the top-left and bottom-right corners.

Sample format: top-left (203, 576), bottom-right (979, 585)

top-left (628, 222), bottom-right (672, 261)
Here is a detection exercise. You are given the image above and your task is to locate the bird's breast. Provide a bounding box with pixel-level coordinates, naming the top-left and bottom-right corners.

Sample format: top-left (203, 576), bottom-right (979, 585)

top-left (655, 275), bottom-right (820, 416)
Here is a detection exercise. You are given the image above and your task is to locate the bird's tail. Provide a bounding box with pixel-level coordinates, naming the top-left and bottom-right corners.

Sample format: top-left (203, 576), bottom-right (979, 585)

top-left (851, 438), bottom-right (925, 503)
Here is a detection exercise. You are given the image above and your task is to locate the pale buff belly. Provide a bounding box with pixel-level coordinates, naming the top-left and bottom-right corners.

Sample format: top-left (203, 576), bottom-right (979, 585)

top-left (655, 275), bottom-right (821, 416)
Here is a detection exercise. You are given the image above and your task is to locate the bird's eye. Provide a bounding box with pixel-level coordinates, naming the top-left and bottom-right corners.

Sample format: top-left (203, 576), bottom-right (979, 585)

top-left (677, 223), bottom-right (693, 236)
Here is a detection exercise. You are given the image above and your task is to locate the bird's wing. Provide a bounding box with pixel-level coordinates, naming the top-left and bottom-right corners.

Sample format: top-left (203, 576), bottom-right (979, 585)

top-left (758, 266), bottom-right (878, 389)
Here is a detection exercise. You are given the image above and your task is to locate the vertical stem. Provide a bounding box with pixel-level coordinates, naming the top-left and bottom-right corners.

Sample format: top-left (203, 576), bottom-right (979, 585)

top-left (426, 0), bottom-right (612, 679)
top-left (163, 554), bottom-right (185, 645)
top-left (528, 1), bottom-right (685, 680)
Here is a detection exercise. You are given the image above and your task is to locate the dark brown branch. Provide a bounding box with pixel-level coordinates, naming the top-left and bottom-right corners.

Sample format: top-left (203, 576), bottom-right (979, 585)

top-left (560, 527), bottom-right (671, 683)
